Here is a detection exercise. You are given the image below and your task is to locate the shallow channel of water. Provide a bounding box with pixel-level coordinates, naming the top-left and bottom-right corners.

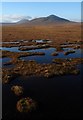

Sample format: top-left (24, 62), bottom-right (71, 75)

top-left (20, 48), bottom-right (82, 63)
top-left (0, 57), bottom-right (14, 68)
top-left (1, 46), bottom-right (82, 63)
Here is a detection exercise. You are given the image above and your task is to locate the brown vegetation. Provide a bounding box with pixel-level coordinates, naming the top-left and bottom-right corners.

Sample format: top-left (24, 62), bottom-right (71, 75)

top-left (11, 85), bottom-right (23, 96)
top-left (2, 58), bottom-right (83, 84)
top-left (16, 97), bottom-right (37, 113)
top-left (2, 23), bottom-right (81, 45)
top-left (64, 50), bottom-right (75, 55)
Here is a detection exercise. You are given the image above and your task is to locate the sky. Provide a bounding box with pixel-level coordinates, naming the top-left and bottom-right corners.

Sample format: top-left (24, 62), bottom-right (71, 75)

top-left (0, 2), bottom-right (81, 23)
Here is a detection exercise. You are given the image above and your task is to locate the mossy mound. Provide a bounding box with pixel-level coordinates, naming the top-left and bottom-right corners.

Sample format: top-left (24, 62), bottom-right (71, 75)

top-left (11, 85), bottom-right (23, 96)
top-left (51, 52), bottom-right (58, 56)
top-left (64, 50), bottom-right (75, 55)
top-left (16, 97), bottom-right (37, 113)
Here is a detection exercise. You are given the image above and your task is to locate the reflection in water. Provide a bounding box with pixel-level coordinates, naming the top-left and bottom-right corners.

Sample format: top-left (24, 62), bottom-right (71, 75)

top-left (0, 57), bottom-right (14, 68)
top-left (0, 46), bottom-right (82, 63)
top-left (21, 48), bottom-right (81, 63)
top-left (0, 47), bottom-right (20, 52)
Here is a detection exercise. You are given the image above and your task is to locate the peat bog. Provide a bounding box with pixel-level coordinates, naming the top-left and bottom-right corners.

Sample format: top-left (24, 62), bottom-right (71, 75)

top-left (1, 22), bottom-right (82, 120)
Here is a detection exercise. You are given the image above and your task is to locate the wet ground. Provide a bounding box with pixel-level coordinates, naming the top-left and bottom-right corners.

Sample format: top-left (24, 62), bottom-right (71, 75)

top-left (1, 40), bottom-right (83, 120)
top-left (0, 46), bottom-right (82, 64)
top-left (3, 65), bottom-right (82, 120)
top-left (21, 48), bottom-right (81, 63)
top-left (0, 57), bottom-right (14, 68)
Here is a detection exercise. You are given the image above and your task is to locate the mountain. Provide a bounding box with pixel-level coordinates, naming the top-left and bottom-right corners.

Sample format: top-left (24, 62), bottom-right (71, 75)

top-left (2, 15), bottom-right (72, 26)
top-left (17, 19), bottom-right (30, 24)
top-left (2, 19), bottom-right (29, 26)
top-left (28, 15), bottom-right (70, 25)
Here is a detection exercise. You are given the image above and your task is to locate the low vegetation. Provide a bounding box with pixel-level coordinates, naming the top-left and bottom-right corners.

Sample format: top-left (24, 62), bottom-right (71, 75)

top-left (11, 85), bottom-right (24, 96)
top-left (2, 23), bottom-right (81, 45)
top-left (2, 58), bottom-right (83, 84)
top-left (16, 97), bottom-right (37, 113)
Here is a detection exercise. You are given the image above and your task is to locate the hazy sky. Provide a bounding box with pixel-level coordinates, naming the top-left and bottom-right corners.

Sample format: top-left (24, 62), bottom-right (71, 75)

top-left (0, 2), bottom-right (81, 22)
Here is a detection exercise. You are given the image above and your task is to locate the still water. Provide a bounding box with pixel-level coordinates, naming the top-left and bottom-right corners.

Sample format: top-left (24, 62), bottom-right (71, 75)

top-left (0, 46), bottom-right (82, 64)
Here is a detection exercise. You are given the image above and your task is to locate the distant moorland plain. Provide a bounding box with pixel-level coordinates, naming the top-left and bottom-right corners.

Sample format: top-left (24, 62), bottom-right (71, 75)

top-left (2, 23), bottom-right (81, 44)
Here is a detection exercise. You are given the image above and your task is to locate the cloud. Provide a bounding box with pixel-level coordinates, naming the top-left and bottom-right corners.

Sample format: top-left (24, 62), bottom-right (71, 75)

top-left (70, 18), bottom-right (81, 22)
top-left (0, 14), bottom-right (32, 23)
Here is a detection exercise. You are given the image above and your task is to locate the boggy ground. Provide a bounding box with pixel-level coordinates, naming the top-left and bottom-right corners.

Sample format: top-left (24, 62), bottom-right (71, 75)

top-left (1, 40), bottom-right (51, 47)
top-left (2, 57), bottom-right (83, 84)
top-left (1, 40), bottom-right (83, 84)
top-left (1, 23), bottom-right (82, 119)
top-left (1, 42), bottom-right (80, 50)
top-left (1, 50), bottom-right (45, 60)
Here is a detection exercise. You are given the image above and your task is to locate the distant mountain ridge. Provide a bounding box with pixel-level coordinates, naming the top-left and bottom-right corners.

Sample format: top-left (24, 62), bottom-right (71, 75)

top-left (2, 15), bottom-right (73, 26)
top-left (18, 15), bottom-right (71, 25)
top-left (28, 15), bottom-right (70, 25)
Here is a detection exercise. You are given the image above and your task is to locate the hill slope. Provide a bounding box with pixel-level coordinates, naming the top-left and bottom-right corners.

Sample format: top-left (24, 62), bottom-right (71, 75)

top-left (17, 15), bottom-right (71, 25)
top-left (28, 15), bottom-right (70, 25)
